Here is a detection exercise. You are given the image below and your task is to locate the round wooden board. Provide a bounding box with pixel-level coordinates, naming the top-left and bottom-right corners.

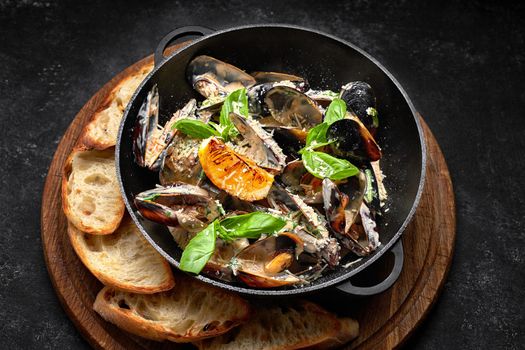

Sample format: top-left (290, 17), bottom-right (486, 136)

top-left (41, 42), bottom-right (455, 350)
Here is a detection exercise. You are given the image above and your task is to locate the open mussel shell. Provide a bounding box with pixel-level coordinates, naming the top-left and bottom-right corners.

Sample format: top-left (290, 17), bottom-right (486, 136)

top-left (251, 71), bottom-right (309, 91)
top-left (322, 172), bottom-right (366, 236)
top-left (235, 233), bottom-right (305, 288)
top-left (134, 184), bottom-right (220, 231)
top-left (202, 238), bottom-right (251, 282)
top-left (159, 137), bottom-right (203, 186)
top-left (264, 86), bottom-right (323, 130)
top-left (261, 124), bottom-right (307, 160)
top-left (340, 81), bottom-right (377, 132)
top-left (186, 55), bottom-right (256, 98)
top-left (133, 91), bottom-right (198, 171)
top-left (326, 116), bottom-right (381, 161)
top-left (159, 101), bottom-right (208, 186)
top-left (335, 202), bottom-right (380, 257)
top-left (169, 226), bottom-right (248, 282)
top-left (267, 185), bottom-right (340, 267)
top-left (229, 113), bottom-right (287, 173)
top-left (247, 79), bottom-right (307, 116)
top-left (280, 160), bottom-right (323, 204)
top-left (133, 84), bottom-right (159, 168)
top-left (306, 89), bottom-right (339, 108)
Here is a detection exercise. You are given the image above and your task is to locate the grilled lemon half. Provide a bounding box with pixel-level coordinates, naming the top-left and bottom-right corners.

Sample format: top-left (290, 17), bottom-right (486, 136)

top-left (198, 137), bottom-right (274, 201)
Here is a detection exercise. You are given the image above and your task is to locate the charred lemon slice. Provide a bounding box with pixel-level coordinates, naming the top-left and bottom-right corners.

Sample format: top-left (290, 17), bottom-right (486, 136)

top-left (198, 137), bottom-right (274, 201)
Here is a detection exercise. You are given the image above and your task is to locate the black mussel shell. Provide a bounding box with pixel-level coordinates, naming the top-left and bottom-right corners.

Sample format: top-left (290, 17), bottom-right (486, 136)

top-left (326, 118), bottom-right (381, 161)
top-left (264, 86), bottom-right (323, 130)
top-left (340, 81), bottom-right (377, 131)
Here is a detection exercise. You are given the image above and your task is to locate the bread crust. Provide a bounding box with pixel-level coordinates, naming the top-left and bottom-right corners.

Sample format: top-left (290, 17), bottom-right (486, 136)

top-left (194, 300), bottom-right (359, 350)
top-left (79, 63), bottom-right (153, 150)
top-left (93, 278), bottom-right (250, 343)
top-left (67, 218), bottom-right (175, 294)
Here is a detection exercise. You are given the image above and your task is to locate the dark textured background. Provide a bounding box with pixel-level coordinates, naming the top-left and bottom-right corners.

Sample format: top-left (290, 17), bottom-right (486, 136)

top-left (1, 0), bottom-right (524, 349)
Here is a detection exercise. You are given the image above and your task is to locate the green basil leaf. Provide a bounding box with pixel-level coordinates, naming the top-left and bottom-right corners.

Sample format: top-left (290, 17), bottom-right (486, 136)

top-left (179, 220), bottom-right (218, 274)
top-left (219, 88), bottom-right (248, 141)
top-left (174, 119), bottom-right (220, 139)
top-left (218, 212), bottom-right (286, 241)
top-left (302, 151), bottom-right (359, 180)
top-left (305, 122), bottom-right (329, 146)
top-left (323, 98), bottom-right (347, 125)
top-left (299, 140), bottom-right (335, 154)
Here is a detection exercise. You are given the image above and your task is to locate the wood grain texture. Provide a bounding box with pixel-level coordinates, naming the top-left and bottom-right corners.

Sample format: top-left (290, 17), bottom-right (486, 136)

top-left (40, 42), bottom-right (455, 350)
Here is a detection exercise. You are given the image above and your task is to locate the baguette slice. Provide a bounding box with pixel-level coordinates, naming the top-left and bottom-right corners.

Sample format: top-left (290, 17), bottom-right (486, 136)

top-left (62, 148), bottom-right (124, 234)
top-left (195, 300), bottom-right (358, 350)
top-left (81, 63), bottom-right (153, 150)
top-left (93, 275), bottom-right (250, 342)
top-left (68, 217), bottom-right (175, 293)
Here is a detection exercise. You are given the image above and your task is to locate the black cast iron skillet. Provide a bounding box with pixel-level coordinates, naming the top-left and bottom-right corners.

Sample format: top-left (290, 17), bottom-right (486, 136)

top-left (116, 24), bottom-right (426, 297)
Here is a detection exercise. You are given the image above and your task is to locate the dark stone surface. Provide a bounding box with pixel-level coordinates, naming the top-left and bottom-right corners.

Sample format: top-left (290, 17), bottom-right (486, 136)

top-left (0, 0), bottom-right (523, 348)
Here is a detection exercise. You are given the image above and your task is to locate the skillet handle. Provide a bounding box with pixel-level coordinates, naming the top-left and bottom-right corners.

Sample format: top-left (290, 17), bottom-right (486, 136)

top-left (154, 26), bottom-right (215, 67)
top-left (335, 240), bottom-right (404, 296)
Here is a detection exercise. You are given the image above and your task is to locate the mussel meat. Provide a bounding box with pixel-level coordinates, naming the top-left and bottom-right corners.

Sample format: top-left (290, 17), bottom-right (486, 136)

top-left (159, 137), bottom-right (204, 186)
top-left (133, 86), bottom-right (197, 170)
top-left (335, 202), bottom-right (380, 256)
top-left (234, 233), bottom-right (305, 288)
top-left (279, 160), bottom-right (323, 204)
top-left (340, 81), bottom-right (378, 132)
top-left (134, 184), bottom-right (220, 231)
top-left (187, 55), bottom-right (256, 99)
top-left (326, 115), bottom-right (381, 161)
top-left (159, 103), bottom-right (209, 186)
top-left (264, 86), bottom-right (323, 130)
top-left (229, 113), bottom-right (287, 173)
top-left (169, 226), bottom-right (248, 282)
top-left (267, 186), bottom-right (341, 267)
top-left (322, 173), bottom-right (366, 236)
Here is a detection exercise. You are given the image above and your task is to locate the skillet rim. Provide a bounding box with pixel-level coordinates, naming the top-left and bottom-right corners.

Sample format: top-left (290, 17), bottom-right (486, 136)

top-left (115, 24), bottom-right (427, 296)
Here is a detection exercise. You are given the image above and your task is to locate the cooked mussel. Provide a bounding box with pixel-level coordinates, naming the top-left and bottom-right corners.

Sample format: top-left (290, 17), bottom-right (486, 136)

top-left (133, 87), bottom-right (197, 171)
top-left (280, 160), bottom-right (323, 204)
top-left (326, 116), bottom-right (381, 161)
top-left (264, 86), bottom-right (323, 130)
top-left (340, 81), bottom-right (378, 132)
top-left (159, 136), bottom-right (203, 186)
top-left (169, 226), bottom-right (248, 282)
top-left (229, 113), bottom-right (287, 173)
top-left (256, 116), bottom-right (307, 160)
top-left (159, 102), bottom-right (209, 186)
top-left (268, 127), bottom-right (307, 160)
top-left (306, 89), bottom-right (339, 108)
top-left (134, 184), bottom-right (220, 231)
top-left (235, 233), bottom-right (305, 288)
top-left (267, 186), bottom-right (341, 267)
top-left (251, 71), bottom-right (309, 91)
top-left (335, 202), bottom-right (380, 256)
top-left (322, 172), bottom-right (366, 236)
top-left (133, 84), bottom-right (160, 168)
top-left (187, 55), bottom-right (256, 98)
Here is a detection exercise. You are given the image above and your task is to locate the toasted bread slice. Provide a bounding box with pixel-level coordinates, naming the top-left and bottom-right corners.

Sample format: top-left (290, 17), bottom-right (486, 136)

top-left (67, 217), bottom-right (175, 293)
top-left (81, 63), bottom-right (153, 150)
top-left (195, 300), bottom-right (358, 350)
top-left (93, 275), bottom-right (250, 343)
top-left (62, 148), bottom-right (124, 234)
top-left (333, 317), bottom-right (360, 346)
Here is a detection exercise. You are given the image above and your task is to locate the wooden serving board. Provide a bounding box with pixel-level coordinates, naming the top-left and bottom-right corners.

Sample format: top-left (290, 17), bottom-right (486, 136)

top-left (41, 42), bottom-right (456, 350)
